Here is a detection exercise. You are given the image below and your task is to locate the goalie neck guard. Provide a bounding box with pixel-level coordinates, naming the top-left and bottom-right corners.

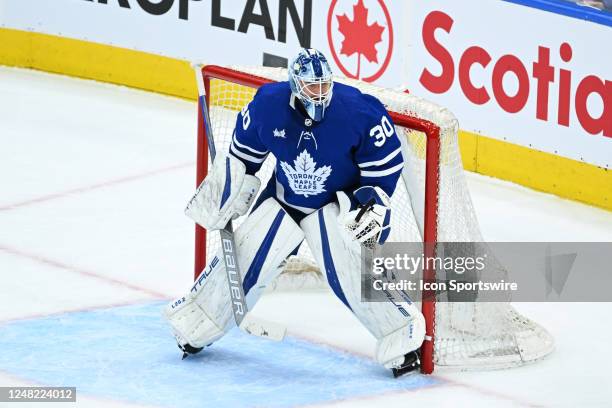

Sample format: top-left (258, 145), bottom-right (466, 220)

top-left (288, 48), bottom-right (334, 122)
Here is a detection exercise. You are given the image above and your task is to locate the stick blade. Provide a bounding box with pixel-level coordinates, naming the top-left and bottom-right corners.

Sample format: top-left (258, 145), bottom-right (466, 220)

top-left (239, 315), bottom-right (286, 341)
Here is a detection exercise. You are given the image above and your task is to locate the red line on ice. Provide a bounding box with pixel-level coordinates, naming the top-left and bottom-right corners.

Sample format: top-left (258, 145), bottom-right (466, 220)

top-left (0, 367), bottom-right (157, 407)
top-left (0, 244), bottom-right (168, 300)
top-left (289, 333), bottom-right (545, 408)
top-left (0, 161), bottom-right (194, 211)
top-left (0, 299), bottom-right (165, 325)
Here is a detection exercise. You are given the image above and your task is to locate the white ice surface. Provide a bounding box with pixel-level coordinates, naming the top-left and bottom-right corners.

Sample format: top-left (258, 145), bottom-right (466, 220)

top-left (1, 66), bottom-right (612, 407)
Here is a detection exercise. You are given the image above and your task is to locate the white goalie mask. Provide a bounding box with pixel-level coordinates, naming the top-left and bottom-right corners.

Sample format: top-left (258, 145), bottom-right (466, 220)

top-left (288, 48), bottom-right (334, 122)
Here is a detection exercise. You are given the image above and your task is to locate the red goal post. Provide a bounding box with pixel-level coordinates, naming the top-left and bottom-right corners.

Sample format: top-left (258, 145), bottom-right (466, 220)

top-left (192, 64), bottom-right (554, 375)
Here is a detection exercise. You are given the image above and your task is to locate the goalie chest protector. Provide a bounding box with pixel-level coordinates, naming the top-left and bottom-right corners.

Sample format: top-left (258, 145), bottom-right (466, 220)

top-left (231, 81), bottom-right (403, 214)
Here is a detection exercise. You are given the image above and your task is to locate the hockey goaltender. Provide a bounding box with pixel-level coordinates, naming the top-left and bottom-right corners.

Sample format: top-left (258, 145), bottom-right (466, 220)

top-left (163, 48), bottom-right (425, 377)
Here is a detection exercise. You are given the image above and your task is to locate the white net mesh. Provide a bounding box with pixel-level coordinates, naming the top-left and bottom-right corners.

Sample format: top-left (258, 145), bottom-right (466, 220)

top-left (199, 66), bottom-right (554, 370)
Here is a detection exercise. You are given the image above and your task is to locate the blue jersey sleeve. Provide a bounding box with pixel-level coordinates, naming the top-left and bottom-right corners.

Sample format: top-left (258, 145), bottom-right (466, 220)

top-left (229, 92), bottom-right (269, 175)
top-left (354, 99), bottom-right (404, 197)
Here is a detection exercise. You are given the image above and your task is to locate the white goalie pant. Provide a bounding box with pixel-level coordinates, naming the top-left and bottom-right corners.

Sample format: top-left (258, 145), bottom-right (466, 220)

top-left (164, 198), bottom-right (304, 348)
top-left (300, 194), bottom-right (426, 369)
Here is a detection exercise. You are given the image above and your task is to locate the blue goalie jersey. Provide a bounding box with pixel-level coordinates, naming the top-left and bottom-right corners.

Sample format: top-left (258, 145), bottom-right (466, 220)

top-left (229, 81), bottom-right (404, 216)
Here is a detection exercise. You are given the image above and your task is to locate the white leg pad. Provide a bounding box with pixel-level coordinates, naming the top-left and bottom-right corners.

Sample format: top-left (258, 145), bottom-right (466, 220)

top-left (163, 198), bottom-right (304, 348)
top-left (376, 315), bottom-right (425, 369)
top-left (300, 193), bottom-right (425, 367)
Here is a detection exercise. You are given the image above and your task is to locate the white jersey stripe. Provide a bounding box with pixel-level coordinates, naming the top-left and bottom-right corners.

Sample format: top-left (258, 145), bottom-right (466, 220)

top-left (232, 133), bottom-right (268, 156)
top-left (230, 144), bottom-right (267, 164)
top-left (360, 162), bottom-right (404, 178)
top-left (358, 147), bottom-right (402, 168)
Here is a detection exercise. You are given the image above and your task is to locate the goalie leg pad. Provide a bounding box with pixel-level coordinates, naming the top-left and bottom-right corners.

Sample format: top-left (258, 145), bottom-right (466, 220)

top-left (164, 198), bottom-right (304, 348)
top-left (300, 192), bottom-right (425, 367)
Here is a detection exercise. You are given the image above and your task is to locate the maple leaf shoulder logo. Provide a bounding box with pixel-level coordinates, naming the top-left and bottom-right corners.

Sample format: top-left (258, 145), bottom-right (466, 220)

top-left (273, 128), bottom-right (286, 138)
top-left (280, 150), bottom-right (332, 198)
top-left (327, 0), bottom-right (394, 83)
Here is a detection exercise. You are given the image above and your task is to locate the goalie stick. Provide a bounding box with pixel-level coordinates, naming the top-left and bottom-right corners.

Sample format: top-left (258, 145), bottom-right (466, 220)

top-left (193, 64), bottom-right (286, 342)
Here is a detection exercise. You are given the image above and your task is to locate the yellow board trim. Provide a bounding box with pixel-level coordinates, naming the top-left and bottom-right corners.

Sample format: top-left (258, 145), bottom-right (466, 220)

top-left (1, 28), bottom-right (610, 211)
top-left (0, 28), bottom-right (195, 99)
top-left (463, 130), bottom-right (611, 211)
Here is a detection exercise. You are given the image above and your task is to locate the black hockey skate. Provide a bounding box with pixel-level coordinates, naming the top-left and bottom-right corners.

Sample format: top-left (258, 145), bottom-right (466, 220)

top-left (178, 343), bottom-right (204, 360)
top-left (392, 350), bottom-right (421, 378)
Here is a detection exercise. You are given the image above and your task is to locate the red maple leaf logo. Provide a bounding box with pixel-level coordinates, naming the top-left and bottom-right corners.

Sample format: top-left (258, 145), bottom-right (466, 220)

top-left (336, 0), bottom-right (385, 79)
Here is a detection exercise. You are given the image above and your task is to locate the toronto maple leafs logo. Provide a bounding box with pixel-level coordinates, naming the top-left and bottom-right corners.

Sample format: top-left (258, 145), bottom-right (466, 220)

top-left (280, 150), bottom-right (332, 197)
top-left (327, 0), bottom-right (394, 82)
top-left (273, 128), bottom-right (286, 138)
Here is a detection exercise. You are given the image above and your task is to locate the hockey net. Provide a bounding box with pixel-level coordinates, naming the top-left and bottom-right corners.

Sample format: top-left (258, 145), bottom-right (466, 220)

top-left (193, 65), bottom-right (554, 374)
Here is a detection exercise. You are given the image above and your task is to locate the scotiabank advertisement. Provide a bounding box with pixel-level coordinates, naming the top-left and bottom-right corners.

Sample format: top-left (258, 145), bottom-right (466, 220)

top-left (405, 1), bottom-right (611, 168)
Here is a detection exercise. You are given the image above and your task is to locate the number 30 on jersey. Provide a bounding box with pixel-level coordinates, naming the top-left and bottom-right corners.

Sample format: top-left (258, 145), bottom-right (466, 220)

top-left (370, 116), bottom-right (395, 147)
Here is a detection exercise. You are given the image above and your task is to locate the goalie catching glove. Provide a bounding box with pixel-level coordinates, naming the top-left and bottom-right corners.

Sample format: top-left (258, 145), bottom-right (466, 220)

top-left (343, 186), bottom-right (392, 247)
top-left (185, 155), bottom-right (260, 230)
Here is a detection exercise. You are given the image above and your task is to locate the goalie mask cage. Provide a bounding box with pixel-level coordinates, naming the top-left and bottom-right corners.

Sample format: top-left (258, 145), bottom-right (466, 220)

top-left (193, 65), bottom-right (554, 374)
